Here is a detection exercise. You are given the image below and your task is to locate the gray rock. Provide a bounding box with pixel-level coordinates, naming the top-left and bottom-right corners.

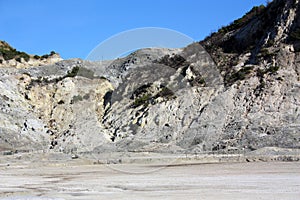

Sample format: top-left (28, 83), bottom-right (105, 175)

top-left (0, 0), bottom-right (299, 157)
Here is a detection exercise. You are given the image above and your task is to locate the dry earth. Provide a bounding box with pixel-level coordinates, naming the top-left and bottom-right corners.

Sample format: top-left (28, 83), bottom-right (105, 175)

top-left (0, 161), bottom-right (299, 200)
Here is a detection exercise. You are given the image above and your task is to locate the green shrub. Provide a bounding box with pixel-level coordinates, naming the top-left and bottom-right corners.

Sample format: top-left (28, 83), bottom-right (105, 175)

top-left (34, 55), bottom-right (40, 59)
top-left (266, 65), bottom-right (279, 74)
top-left (0, 47), bottom-right (15, 60)
top-left (83, 93), bottom-right (90, 100)
top-left (66, 66), bottom-right (80, 77)
top-left (0, 46), bottom-right (30, 61)
top-left (15, 57), bottom-right (22, 62)
top-left (132, 94), bottom-right (151, 108)
top-left (41, 54), bottom-right (49, 59)
top-left (157, 87), bottom-right (174, 98)
top-left (130, 85), bottom-right (176, 108)
top-left (40, 51), bottom-right (56, 59)
top-left (71, 95), bottom-right (83, 104)
top-left (198, 77), bottom-right (206, 85)
top-left (19, 52), bottom-right (30, 62)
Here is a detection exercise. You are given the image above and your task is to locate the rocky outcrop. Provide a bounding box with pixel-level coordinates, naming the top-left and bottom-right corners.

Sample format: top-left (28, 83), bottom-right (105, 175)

top-left (0, 60), bottom-right (114, 153)
top-left (0, 0), bottom-right (299, 156)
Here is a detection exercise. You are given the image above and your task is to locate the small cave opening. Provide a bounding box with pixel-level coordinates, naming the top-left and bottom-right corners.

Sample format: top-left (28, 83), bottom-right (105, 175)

top-left (103, 90), bottom-right (113, 108)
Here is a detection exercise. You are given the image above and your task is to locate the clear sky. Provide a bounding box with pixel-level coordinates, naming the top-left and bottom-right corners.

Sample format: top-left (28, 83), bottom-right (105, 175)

top-left (0, 0), bottom-right (267, 59)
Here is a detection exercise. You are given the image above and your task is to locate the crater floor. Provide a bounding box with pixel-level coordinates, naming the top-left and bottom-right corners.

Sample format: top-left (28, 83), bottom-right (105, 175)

top-left (0, 162), bottom-right (299, 200)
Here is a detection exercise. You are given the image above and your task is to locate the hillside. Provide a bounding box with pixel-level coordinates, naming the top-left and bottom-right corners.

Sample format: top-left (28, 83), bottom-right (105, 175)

top-left (0, 0), bottom-right (299, 160)
top-left (0, 40), bottom-right (62, 68)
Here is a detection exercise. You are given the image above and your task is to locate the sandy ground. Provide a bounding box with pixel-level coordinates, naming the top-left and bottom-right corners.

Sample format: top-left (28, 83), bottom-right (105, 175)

top-left (0, 161), bottom-right (299, 200)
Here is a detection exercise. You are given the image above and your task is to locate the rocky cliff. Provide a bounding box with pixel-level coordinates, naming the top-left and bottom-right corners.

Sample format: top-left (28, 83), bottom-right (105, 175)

top-left (0, 0), bottom-right (299, 156)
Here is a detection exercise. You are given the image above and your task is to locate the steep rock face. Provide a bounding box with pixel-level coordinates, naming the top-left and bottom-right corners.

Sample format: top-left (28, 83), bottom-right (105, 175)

top-left (0, 60), bottom-right (114, 153)
top-left (0, 0), bottom-right (299, 155)
top-left (0, 68), bottom-right (49, 151)
top-left (101, 43), bottom-right (224, 153)
top-left (198, 0), bottom-right (300, 151)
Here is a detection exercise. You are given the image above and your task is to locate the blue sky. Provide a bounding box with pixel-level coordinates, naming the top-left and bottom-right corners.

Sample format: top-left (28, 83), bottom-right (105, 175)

top-left (0, 0), bottom-right (266, 59)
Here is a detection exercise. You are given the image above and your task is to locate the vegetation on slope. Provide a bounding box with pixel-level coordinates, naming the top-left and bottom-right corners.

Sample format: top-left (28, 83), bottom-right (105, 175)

top-left (0, 40), bottom-right (58, 64)
top-left (0, 41), bottom-right (30, 62)
top-left (200, 0), bottom-right (294, 86)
